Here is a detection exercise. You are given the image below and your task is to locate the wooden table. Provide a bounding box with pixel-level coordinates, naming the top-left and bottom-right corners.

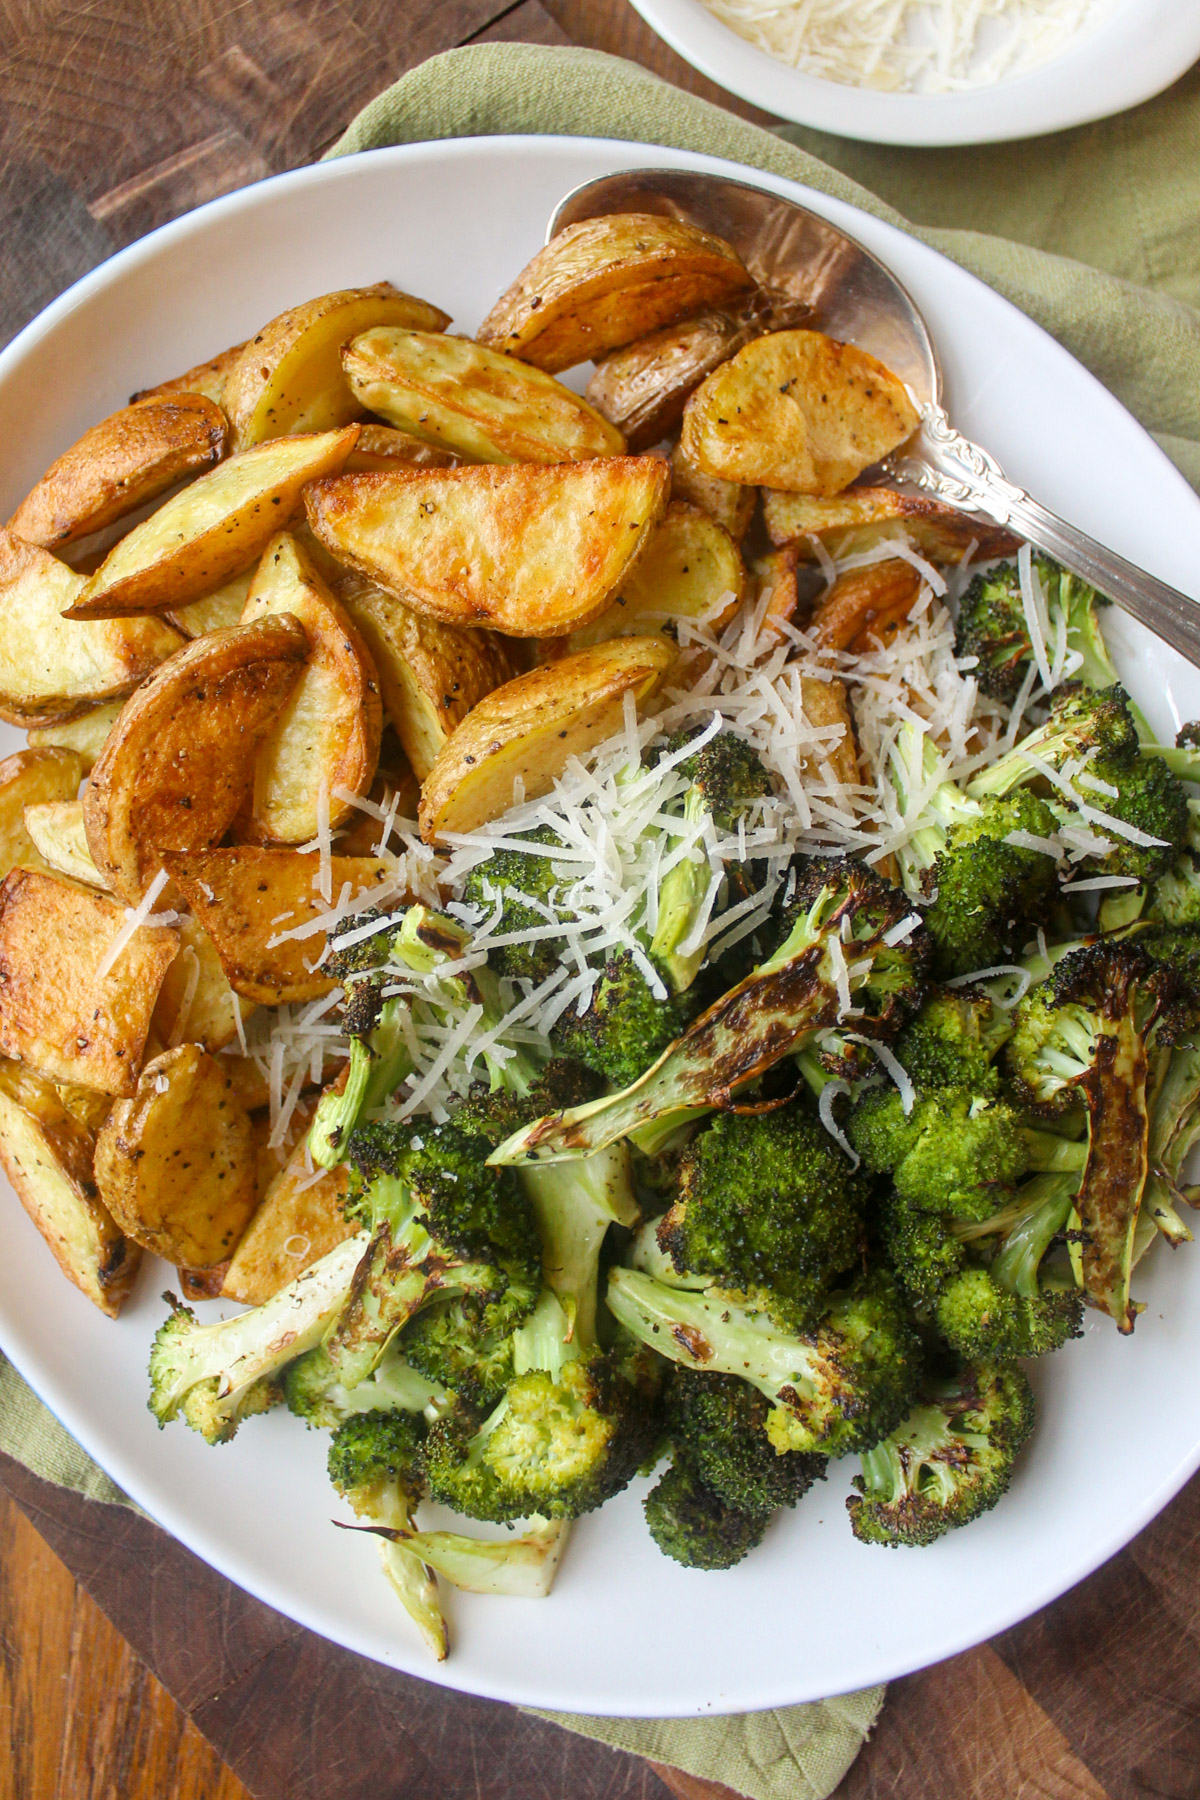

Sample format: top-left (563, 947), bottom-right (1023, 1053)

top-left (2, 4), bottom-right (1199, 1796)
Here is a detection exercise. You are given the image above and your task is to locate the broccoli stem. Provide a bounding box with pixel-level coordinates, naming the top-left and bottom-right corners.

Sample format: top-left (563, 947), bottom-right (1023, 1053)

top-left (310, 998), bottom-right (414, 1169)
top-left (517, 1143), bottom-right (640, 1349)
top-left (353, 1516), bottom-right (569, 1596)
top-left (990, 1174), bottom-right (1078, 1299)
top-left (649, 787), bottom-right (715, 996)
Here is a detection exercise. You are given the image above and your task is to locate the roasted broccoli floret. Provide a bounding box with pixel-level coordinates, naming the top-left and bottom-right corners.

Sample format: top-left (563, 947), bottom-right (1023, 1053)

top-left (554, 951), bottom-right (702, 1088)
top-left (665, 1367), bottom-right (825, 1515)
top-left (1005, 940), bottom-right (1177, 1330)
top-left (847, 1360), bottom-right (1035, 1548)
top-left (644, 1460), bottom-right (770, 1569)
top-left (607, 1266), bottom-right (919, 1458)
top-left (968, 683), bottom-right (1140, 798)
top-left (283, 1337), bottom-right (445, 1428)
top-left (892, 986), bottom-right (1014, 1090)
top-left (328, 1412), bottom-right (447, 1657)
top-left (326, 1120), bottom-right (541, 1389)
top-left (1151, 851), bottom-right (1200, 927)
top-left (148, 1233), bottom-right (368, 1443)
top-left (648, 727), bottom-right (773, 995)
top-left (459, 824), bottom-right (577, 983)
top-left (656, 1100), bottom-right (867, 1332)
top-left (491, 858), bottom-right (927, 1166)
top-left (889, 722), bottom-right (1060, 979)
top-left (955, 558), bottom-right (1118, 704)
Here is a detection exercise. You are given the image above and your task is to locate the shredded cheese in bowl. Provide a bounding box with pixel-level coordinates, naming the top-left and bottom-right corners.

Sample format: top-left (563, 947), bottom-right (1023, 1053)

top-left (698, 0), bottom-right (1113, 93)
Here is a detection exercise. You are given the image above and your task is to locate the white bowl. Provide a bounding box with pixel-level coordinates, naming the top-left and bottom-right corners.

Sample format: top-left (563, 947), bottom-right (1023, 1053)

top-left (1, 136), bottom-right (1200, 1717)
top-left (629, 0), bottom-right (1200, 145)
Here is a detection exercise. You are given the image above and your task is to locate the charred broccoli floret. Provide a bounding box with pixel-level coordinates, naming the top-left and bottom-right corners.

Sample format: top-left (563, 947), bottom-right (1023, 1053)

top-left (665, 1367), bottom-right (825, 1515)
top-left (955, 558), bottom-right (1118, 704)
top-left (892, 986), bottom-right (1014, 1090)
top-left (656, 1100), bottom-right (867, 1332)
top-left (889, 722), bottom-right (1060, 979)
top-left (643, 1461), bottom-right (770, 1570)
top-left (459, 824), bottom-right (577, 983)
top-left (607, 1266), bottom-right (919, 1458)
top-left (554, 951), bottom-right (702, 1088)
top-left (847, 1361), bottom-right (1035, 1548)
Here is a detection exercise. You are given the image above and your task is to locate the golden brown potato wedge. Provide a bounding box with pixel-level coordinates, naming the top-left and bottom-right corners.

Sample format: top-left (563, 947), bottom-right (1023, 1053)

top-left (133, 341), bottom-right (248, 406)
top-left (343, 328), bottom-right (625, 464)
top-left (669, 439), bottom-right (755, 545)
top-left (0, 530), bottom-right (183, 725)
top-left (94, 1044), bottom-right (258, 1268)
top-left (66, 427), bottom-right (360, 620)
top-left (305, 456), bottom-right (670, 638)
top-left (476, 215), bottom-right (752, 373)
top-left (681, 331), bottom-right (919, 496)
top-left (0, 1063), bottom-right (138, 1316)
top-left (239, 532), bottom-right (382, 842)
top-left (808, 560), bottom-right (922, 654)
top-left (151, 913), bottom-right (256, 1052)
top-left (563, 502), bottom-right (745, 651)
top-left (83, 615), bottom-right (309, 905)
top-left (799, 675), bottom-right (860, 791)
top-left (27, 702), bottom-right (124, 773)
top-left (755, 545), bottom-right (801, 644)
top-left (164, 848), bottom-right (396, 1004)
top-left (7, 394), bottom-right (227, 549)
top-left (223, 284), bottom-right (451, 447)
top-left (0, 747), bottom-right (87, 881)
top-left (23, 800), bottom-right (107, 889)
top-left (338, 576), bottom-right (522, 780)
top-left (419, 636), bottom-right (675, 841)
top-left (586, 290), bottom-right (812, 451)
top-left (223, 1140), bottom-right (355, 1304)
top-left (760, 486), bottom-right (1022, 563)
top-left (0, 868), bottom-right (178, 1094)
top-left (343, 423), bottom-right (459, 473)
top-left (166, 566), bottom-right (255, 638)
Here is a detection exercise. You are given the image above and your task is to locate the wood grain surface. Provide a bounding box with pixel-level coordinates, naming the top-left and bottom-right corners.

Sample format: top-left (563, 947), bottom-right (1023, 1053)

top-left (1, 2), bottom-right (1198, 1797)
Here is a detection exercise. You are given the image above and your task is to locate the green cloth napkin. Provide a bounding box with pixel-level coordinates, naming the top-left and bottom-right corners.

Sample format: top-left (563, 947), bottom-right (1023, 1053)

top-left (5, 34), bottom-right (1200, 1800)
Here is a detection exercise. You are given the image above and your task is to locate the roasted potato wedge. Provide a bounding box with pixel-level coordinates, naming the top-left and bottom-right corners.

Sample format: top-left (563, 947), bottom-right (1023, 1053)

top-left (761, 486), bottom-right (1022, 563)
top-left (0, 868), bottom-right (177, 1094)
top-left (564, 502), bottom-right (745, 651)
top-left (7, 394), bottom-right (227, 549)
top-left (94, 1043), bottom-right (258, 1268)
top-left (586, 290), bottom-right (813, 451)
top-left (83, 615), bottom-right (309, 904)
top-left (151, 913), bottom-right (255, 1052)
top-left (223, 284), bottom-right (450, 447)
top-left (419, 636), bottom-right (674, 841)
top-left (166, 566), bottom-right (255, 638)
top-left (306, 456), bottom-right (669, 638)
top-left (681, 331), bottom-right (919, 496)
top-left (0, 530), bottom-right (183, 725)
top-left (27, 702), bottom-right (124, 772)
top-left (0, 747), bottom-right (87, 881)
top-left (164, 848), bottom-right (396, 1004)
top-left (133, 341), bottom-right (248, 406)
top-left (808, 560), bottom-right (922, 654)
top-left (476, 214), bottom-right (752, 373)
top-left (756, 545), bottom-right (801, 644)
top-left (223, 1138), bottom-right (355, 1304)
top-left (0, 1062), bottom-right (138, 1316)
top-left (338, 576), bottom-right (521, 779)
top-left (343, 423), bottom-right (459, 473)
top-left (799, 675), bottom-right (860, 791)
top-left (66, 427), bottom-right (360, 620)
top-left (343, 328), bottom-right (624, 464)
top-left (239, 531), bottom-right (382, 842)
top-left (23, 800), bottom-right (107, 889)
top-left (669, 439), bottom-right (755, 544)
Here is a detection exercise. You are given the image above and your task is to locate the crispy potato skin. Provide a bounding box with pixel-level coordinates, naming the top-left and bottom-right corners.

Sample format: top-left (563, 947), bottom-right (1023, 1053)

top-left (132, 341), bottom-right (248, 406)
top-left (344, 328), bottom-right (624, 465)
top-left (669, 439), bottom-right (755, 545)
top-left (808, 560), bottom-right (922, 654)
top-left (799, 675), bottom-right (860, 791)
top-left (305, 456), bottom-right (670, 638)
top-left (343, 423), bottom-right (459, 473)
top-left (239, 531), bottom-right (383, 843)
top-left (563, 501), bottom-right (745, 651)
top-left (83, 615), bottom-right (309, 905)
top-left (0, 1067), bottom-right (138, 1317)
top-left (682, 331), bottom-right (919, 496)
top-left (0, 869), bottom-right (177, 1095)
top-left (223, 1135), bottom-right (355, 1304)
top-left (67, 427), bottom-right (360, 620)
top-left (151, 913), bottom-right (255, 1053)
top-left (0, 530), bottom-right (183, 725)
top-left (476, 214), bottom-right (753, 373)
top-left (761, 485), bottom-right (1021, 563)
top-left (338, 576), bottom-right (522, 779)
top-left (0, 748), bottom-right (88, 882)
top-left (164, 848), bottom-right (395, 1004)
top-left (94, 1043), bottom-right (258, 1267)
top-left (7, 394), bottom-right (227, 549)
top-left (419, 635), bottom-right (675, 841)
top-left (223, 283), bottom-right (451, 447)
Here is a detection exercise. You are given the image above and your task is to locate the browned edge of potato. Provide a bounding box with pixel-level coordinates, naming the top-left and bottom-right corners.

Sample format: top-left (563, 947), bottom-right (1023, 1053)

top-left (670, 440), bottom-right (756, 545)
top-left (133, 340), bottom-right (248, 406)
top-left (761, 485), bottom-right (1022, 563)
top-left (561, 500), bottom-right (745, 653)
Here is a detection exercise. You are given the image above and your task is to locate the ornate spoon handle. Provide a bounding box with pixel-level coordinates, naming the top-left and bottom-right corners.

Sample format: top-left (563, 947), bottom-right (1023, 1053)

top-left (884, 403), bottom-right (1200, 672)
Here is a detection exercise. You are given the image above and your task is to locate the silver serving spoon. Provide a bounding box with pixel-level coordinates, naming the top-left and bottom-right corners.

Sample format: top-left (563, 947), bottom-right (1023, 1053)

top-left (549, 168), bottom-right (1200, 671)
